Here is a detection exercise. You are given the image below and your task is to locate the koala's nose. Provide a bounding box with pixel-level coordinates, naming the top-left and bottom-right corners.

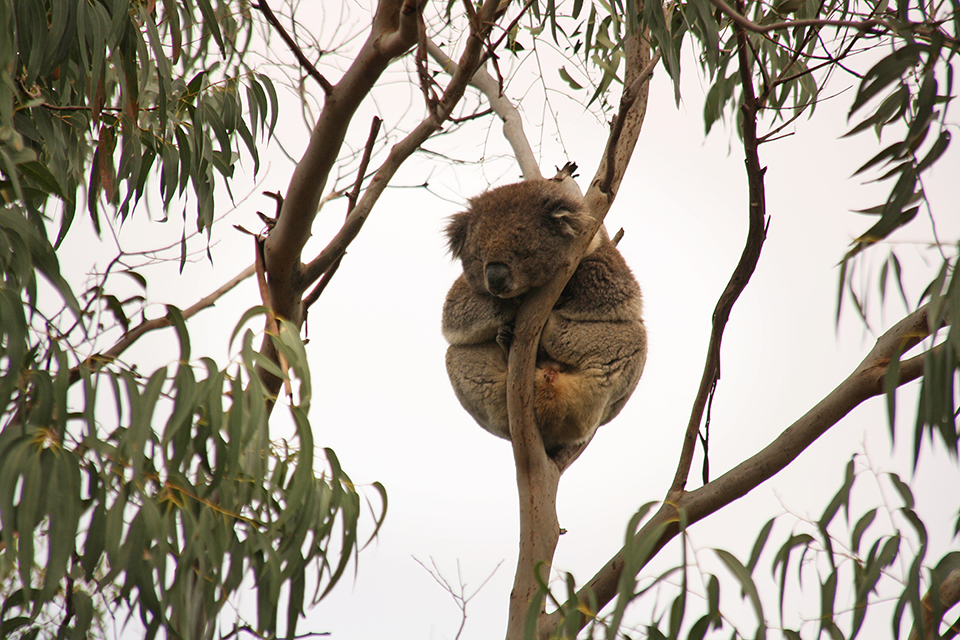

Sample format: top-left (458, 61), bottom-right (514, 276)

top-left (484, 262), bottom-right (513, 296)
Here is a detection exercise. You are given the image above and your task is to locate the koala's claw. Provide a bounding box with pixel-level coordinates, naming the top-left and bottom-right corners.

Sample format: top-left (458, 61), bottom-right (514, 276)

top-left (496, 323), bottom-right (515, 352)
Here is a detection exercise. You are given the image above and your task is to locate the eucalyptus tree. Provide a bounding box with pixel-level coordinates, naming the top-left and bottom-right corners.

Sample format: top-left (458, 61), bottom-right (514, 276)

top-left (0, 0), bottom-right (957, 639)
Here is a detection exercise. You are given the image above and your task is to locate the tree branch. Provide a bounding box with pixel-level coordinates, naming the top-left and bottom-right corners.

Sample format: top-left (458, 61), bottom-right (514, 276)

top-left (302, 117), bottom-right (382, 307)
top-left (70, 263), bottom-right (255, 384)
top-left (264, 0), bottom-right (422, 317)
top-left (254, 0), bottom-right (333, 94)
top-left (295, 0), bottom-right (505, 300)
top-left (542, 303), bottom-right (941, 636)
top-left (670, 7), bottom-right (769, 496)
top-left (707, 0), bottom-right (895, 35)
top-left (426, 39), bottom-right (542, 180)
top-left (505, 24), bottom-right (655, 640)
top-left (583, 29), bottom-right (655, 216)
top-left (600, 49), bottom-right (662, 196)
top-left (258, 0), bottom-right (424, 395)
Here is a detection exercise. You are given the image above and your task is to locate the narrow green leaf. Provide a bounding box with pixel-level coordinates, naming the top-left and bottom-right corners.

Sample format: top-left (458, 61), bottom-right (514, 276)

top-left (819, 568), bottom-right (838, 635)
top-left (851, 509), bottom-right (877, 555)
top-left (559, 66), bottom-right (584, 90)
top-left (916, 130), bottom-right (951, 173)
top-left (888, 472), bottom-right (915, 509)
top-left (166, 304), bottom-right (191, 363)
top-left (716, 549), bottom-right (766, 637)
top-left (850, 45), bottom-right (922, 115)
top-left (748, 518), bottom-right (775, 574)
top-left (196, 0), bottom-right (225, 56)
top-left (258, 73), bottom-right (279, 137)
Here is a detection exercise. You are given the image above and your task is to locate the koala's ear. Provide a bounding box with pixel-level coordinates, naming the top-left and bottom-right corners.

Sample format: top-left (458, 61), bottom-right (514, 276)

top-left (549, 205), bottom-right (593, 237)
top-left (445, 212), bottom-right (469, 260)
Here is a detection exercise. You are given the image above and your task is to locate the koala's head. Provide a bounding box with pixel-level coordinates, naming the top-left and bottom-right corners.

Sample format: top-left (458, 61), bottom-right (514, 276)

top-left (446, 180), bottom-right (594, 299)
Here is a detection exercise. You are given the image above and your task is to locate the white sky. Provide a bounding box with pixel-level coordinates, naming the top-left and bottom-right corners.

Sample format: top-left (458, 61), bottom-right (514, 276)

top-left (51, 3), bottom-right (960, 638)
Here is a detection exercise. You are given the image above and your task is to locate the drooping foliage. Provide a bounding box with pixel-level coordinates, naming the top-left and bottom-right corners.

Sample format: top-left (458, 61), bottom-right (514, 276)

top-left (2, 0), bottom-right (278, 239)
top-left (0, 2), bottom-right (379, 639)
top-left (0, 0), bottom-right (957, 637)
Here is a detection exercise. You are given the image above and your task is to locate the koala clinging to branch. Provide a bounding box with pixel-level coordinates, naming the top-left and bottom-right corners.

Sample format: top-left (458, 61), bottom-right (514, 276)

top-left (442, 178), bottom-right (647, 452)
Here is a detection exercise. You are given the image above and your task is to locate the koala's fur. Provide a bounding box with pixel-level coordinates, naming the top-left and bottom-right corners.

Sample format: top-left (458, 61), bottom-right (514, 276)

top-left (442, 179), bottom-right (647, 451)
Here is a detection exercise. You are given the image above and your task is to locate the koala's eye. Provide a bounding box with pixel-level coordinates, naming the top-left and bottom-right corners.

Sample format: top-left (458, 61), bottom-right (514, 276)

top-left (511, 246), bottom-right (535, 260)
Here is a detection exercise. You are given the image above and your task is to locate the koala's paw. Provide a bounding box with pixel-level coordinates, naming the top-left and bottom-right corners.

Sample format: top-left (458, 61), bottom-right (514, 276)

top-left (496, 322), bottom-right (515, 353)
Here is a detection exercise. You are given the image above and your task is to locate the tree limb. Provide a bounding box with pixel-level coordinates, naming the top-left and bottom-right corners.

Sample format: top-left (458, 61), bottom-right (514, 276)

top-left (426, 39), bottom-right (542, 181)
top-left (542, 303), bottom-right (941, 636)
top-left (303, 117), bottom-right (382, 310)
top-left (505, 24), bottom-right (655, 640)
top-left (263, 0), bottom-right (422, 319)
top-left (258, 0), bottom-right (424, 394)
top-left (254, 0), bottom-right (333, 94)
top-left (670, 7), bottom-right (769, 496)
top-left (296, 0), bottom-right (506, 294)
top-left (70, 263), bottom-right (255, 384)
top-left (599, 49), bottom-right (662, 197)
top-left (574, 36), bottom-right (654, 225)
top-left (707, 0), bottom-right (895, 35)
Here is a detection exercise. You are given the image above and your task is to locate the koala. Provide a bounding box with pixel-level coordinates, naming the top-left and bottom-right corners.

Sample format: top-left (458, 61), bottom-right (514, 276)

top-left (442, 178), bottom-right (647, 452)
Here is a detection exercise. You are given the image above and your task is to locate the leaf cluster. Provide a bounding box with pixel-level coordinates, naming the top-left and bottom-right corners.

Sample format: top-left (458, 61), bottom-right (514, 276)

top-left (0, 207), bottom-right (377, 639)
top-left (1, 0), bottom-right (278, 248)
top-left (536, 457), bottom-right (958, 640)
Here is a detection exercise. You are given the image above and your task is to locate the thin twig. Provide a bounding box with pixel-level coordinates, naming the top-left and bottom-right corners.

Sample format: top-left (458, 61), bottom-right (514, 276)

top-left (254, 0), bottom-right (333, 94)
top-left (669, 0), bottom-right (769, 497)
top-left (415, 13), bottom-right (442, 120)
top-left (708, 0), bottom-right (894, 35)
top-left (69, 263), bottom-right (256, 384)
top-left (426, 38), bottom-right (541, 179)
top-left (448, 106), bottom-right (495, 123)
top-left (482, 0), bottom-right (538, 65)
top-left (347, 117), bottom-right (383, 212)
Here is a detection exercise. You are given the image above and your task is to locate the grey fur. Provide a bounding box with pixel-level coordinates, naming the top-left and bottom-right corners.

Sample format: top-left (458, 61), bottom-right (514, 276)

top-left (442, 179), bottom-right (647, 451)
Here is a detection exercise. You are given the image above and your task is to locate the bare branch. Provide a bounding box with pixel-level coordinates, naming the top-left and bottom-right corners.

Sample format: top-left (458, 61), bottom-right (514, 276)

top-left (302, 117), bottom-right (383, 308)
top-left (600, 49), bottom-right (662, 196)
top-left (264, 0), bottom-right (423, 324)
top-left (707, 0), bottom-right (895, 35)
top-left (259, 0), bottom-right (425, 396)
top-left (426, 38), bottom-right (542, 180)
top-left (254, 0), bottom-right (333, 94)
top-left (296, 0), bottom-right (506, 292)
top-left (71, 262), bottom-right (255, 384)
top-left (670, 9), bottom-right (769, 495)
top-left (543, 304), bottom-right (941, 636)
top-left (583, 29), bottom-right (655, 217)
top-left (505, 23), bottom-right (655, 640)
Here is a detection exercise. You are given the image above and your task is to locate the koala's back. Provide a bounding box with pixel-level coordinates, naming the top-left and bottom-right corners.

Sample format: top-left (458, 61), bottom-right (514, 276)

top-left (442, 179), bottom-right (647, 452)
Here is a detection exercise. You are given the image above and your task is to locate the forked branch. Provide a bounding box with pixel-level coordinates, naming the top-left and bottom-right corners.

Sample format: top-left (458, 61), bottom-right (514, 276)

top-left (258, 0), bottom-right (503, 400)
top-left (426, 39), bottom-right (542, 180)
top-left (543, 303), bottom-right (943, 636)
